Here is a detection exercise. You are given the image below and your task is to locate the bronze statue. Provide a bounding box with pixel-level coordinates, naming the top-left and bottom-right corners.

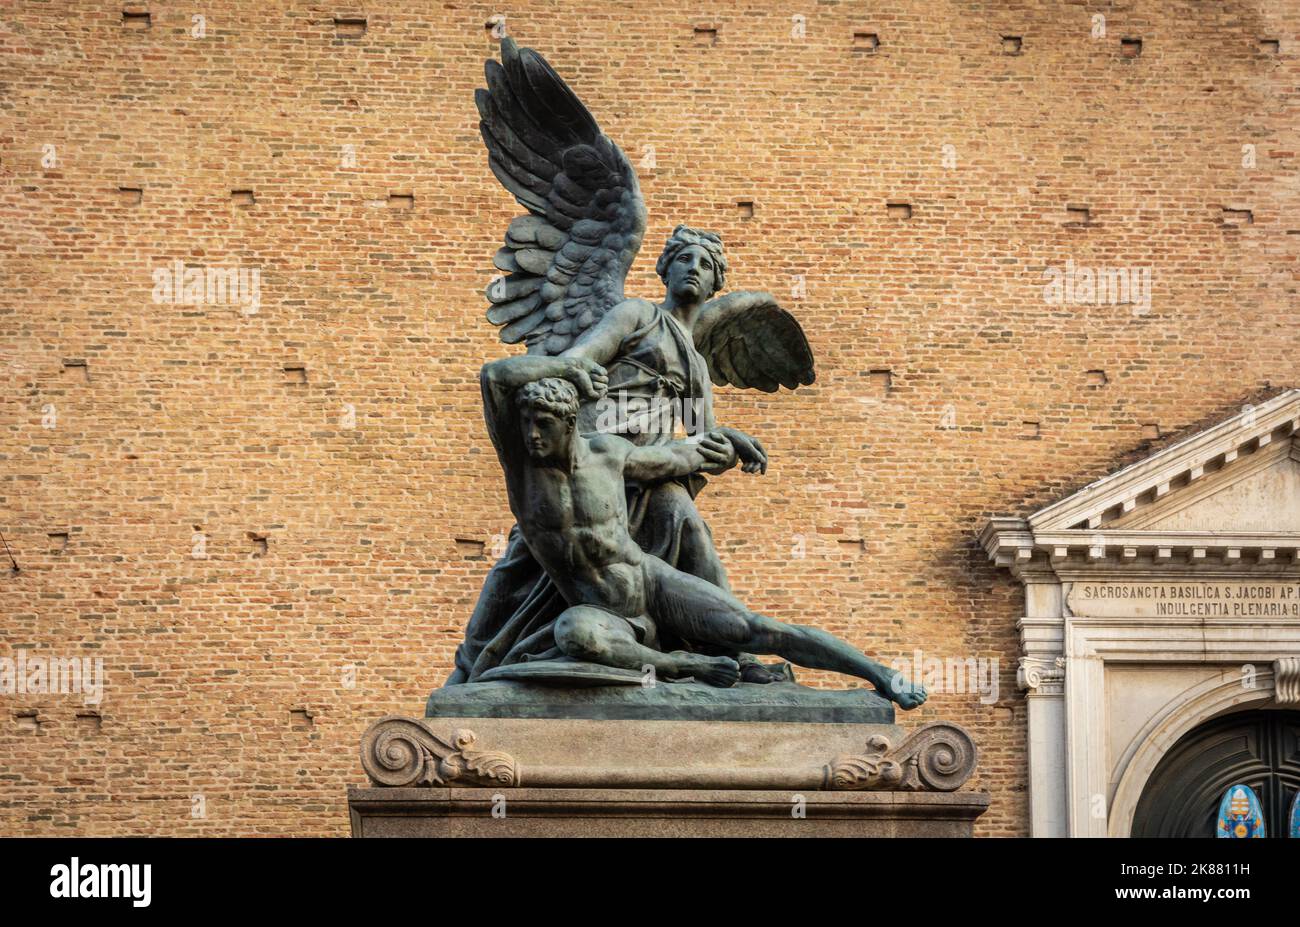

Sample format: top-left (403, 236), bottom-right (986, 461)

top-left (443, 38), bottom-right (924, 709)
top-left (479, 353), bottom-right (926, 707)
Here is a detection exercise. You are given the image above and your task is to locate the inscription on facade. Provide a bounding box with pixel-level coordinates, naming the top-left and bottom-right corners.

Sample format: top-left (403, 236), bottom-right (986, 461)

top-left (1068, 582), bottom-right (1300, 618)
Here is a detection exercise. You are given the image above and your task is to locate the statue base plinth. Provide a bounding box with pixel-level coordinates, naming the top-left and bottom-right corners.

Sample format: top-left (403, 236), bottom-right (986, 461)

top-left (347, 786), bottom-right (988, 837)
top-left (426, 678), bottom-right (896, 723)
top-left (349, 714), bottom-right (987, 836)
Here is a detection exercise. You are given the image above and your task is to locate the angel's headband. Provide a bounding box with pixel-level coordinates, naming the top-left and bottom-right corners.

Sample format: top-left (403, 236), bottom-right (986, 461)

top-left (655, 225), bottom-right (728, 296)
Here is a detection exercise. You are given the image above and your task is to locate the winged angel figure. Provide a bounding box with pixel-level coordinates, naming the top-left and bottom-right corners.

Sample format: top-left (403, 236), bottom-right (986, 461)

top-left (445, 38), bottom-right (818, 688)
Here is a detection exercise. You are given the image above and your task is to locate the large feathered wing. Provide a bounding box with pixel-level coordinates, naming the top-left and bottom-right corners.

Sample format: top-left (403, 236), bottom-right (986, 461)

top-left (692, 291), bottom-right (816, 393)
top-left (478, 37), bottom-right (647, 355)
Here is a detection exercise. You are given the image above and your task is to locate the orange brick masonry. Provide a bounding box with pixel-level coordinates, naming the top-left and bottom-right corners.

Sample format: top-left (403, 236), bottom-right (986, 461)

top-left (1, 1), bottom-right (1297, 836)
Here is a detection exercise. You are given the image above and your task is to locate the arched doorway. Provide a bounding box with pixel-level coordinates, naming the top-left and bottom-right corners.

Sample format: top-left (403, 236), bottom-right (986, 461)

top-left (1132, 709), bottom-right (1300, 837)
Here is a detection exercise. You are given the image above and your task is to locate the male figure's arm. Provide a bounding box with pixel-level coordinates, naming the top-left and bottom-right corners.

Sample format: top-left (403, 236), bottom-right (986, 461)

top-left (621, 431), bottom-right (739, 483)
top-left (710, 427), bottom-right (768, 474)
top-left (479, 355), bottom-right (608, 464)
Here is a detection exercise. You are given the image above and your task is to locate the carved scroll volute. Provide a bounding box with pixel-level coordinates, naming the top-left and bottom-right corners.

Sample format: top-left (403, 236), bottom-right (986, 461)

top-left (360, 716), bottom-right (519, 788)
top-left (826, 722), bottom-right (977, 792)
top-left (825, 734), bottom-right (905, 790)
top-left (896, 721), bottom-right (978, 791)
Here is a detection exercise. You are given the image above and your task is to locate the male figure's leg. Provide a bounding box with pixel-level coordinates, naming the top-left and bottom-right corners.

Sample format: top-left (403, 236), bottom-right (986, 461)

top-left (553, 604), bottom-right (740, 687)
top-left (642, 557), bottom-right (926, 707)
top-left (637, 481), bottom-right (788, 684)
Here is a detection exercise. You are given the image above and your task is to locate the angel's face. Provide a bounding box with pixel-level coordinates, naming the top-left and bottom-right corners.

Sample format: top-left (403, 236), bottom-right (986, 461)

top-left (666, 245), bottom-right (716, 302)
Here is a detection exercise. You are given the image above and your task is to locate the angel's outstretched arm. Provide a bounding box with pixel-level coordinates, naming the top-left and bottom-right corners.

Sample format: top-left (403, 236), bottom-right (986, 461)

top-left (691, 377), bottom-right (717, 433)
top-left (560, 299), bottom-right (651, 367)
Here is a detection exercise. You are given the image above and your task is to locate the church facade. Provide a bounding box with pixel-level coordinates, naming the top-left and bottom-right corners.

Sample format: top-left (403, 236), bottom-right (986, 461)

top-left (984, 392), bottom-right (1300, 836)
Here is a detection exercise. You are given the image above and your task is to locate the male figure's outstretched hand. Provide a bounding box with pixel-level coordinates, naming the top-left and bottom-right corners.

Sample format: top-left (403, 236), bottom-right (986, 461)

top-left (623, 430), bottom-right (737, 483)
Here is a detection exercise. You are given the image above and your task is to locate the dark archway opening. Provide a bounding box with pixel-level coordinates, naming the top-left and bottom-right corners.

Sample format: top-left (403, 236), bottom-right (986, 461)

top-left (1132, 708), bottom-right (1300, 837)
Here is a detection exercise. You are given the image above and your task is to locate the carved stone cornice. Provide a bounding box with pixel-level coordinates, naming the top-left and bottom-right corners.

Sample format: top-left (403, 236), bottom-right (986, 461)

top-left (1026, 390), bottom-right (1300, 534)
top-left (1017, 656), bottom-right (1066, 695)
top-left (824, 722), bottom-right (978, 792)
top-left (360, 716), bottom-right (519, 788)
top-left (982, 392), bottom-right (1300, 571)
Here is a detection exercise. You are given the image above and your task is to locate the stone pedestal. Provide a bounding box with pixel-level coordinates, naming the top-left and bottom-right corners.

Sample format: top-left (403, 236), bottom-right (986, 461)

top-left (348, 786), bottom-right (988, 837)
top-left (347, 706), bottom-right (988, 837)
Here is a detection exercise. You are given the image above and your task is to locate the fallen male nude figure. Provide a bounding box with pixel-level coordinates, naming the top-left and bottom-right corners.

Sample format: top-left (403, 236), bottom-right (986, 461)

top-left (480, 353), bottom-right (927, 708)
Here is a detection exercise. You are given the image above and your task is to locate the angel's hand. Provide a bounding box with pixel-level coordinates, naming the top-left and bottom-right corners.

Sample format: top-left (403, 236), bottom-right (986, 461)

top-left (697, 431), bottom-right (739, 473)
top-left (563, 357), bottom-right (608, 400)
top-left (715, 428), bottom-right (768, 474)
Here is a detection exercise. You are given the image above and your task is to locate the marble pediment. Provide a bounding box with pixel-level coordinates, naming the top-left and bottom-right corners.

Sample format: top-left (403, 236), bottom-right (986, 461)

top-left (982, 389), bottom-right (1300, 568)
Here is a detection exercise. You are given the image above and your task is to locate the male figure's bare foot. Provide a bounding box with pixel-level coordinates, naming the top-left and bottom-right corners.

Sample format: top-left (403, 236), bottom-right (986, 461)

top-left (881, 673), bottom-right (928, 710)
top-left (670, 652), bottom-right (740, 687)
top-left (739, 657), bottom-right (794, 684)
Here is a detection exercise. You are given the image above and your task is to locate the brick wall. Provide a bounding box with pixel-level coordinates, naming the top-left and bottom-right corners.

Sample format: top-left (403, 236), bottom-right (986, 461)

top-left (2, 1), bottom-right (1296, 836)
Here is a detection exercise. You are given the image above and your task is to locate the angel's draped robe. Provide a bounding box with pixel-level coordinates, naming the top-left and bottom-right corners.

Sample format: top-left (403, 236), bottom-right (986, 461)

top-left (445, 303), bottom-right (730, 683)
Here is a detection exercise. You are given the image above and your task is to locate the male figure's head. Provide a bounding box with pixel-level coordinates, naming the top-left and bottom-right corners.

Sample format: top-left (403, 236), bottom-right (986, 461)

top-left (656, 225), bottom-right (727, 306)
top-left (516, 377), bottom-right (579, 464)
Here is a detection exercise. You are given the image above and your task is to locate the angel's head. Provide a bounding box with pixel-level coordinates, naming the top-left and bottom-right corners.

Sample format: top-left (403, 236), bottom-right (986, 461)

top-left (656, 225), bottom-right (728, 304)
top-left (516, 377), bottom-right (579, 462)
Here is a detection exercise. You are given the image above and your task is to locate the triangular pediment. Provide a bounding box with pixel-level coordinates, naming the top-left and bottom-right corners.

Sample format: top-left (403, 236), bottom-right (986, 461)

top-left (1114, 450), bottom-right (1300, 532)
top-left (1030, 390), bottom-right (1300, 534)
top-left (982, 390), bottom-right (1300, 567)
